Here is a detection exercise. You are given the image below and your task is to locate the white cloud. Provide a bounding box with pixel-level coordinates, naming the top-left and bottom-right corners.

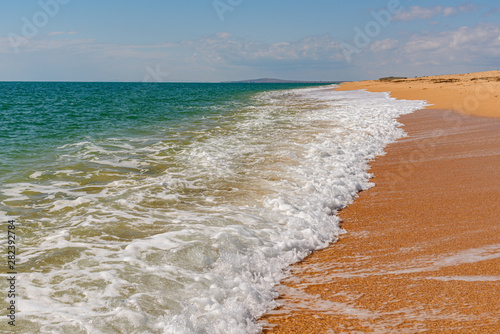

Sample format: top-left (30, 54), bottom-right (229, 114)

top-left (1, 21), bottom-right (499, 82)
top-left (403, 23), bottom-right (500, 67)
top-left (0, 36), bottom-right (91, 54)
top-left (0, 35), bottom-right (177, 59)
top-left (342, 23), bottom-right (500, 79)
top-left (48, 31), bottom-right (78, 37)
top-left (483, 6), bottom-right (500, 17)
top-left (405, 24), bottom-right (500, 53)
top-left (393, 4), bottom-right (478, 21)
top-left (394, 6), bottom-right (447, 21)
top-left (443, 7), bottom-right (458, 17)
top-left (370, 39), bottom-right (399, 52)
top-left (182, 33), bottom-right (347, 66)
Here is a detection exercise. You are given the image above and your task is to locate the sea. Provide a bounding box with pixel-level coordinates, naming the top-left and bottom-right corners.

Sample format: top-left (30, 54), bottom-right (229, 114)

top-left (0, 82), bottom-right (427, 333)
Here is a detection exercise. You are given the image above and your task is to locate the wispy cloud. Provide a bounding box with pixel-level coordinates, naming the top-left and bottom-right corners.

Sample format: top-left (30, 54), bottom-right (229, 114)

top-left (1, 20), bottom-right (499, 82)
top-left (182, 33), bottom-right (346, 67)
top-left (404, 23), bottom-right (500, 64)
top-left (370, 39), bottom-right (399, 52)
top-left (336, 22), bottom-right (500, 78)
top-left (0, 37), bottom-right (94, 54)
top-left (48, 31), bottom-right (79, 37)
top-left (393, 4), bottom-right (478, 21)
top-left (483, 6), bottom-right (500, 17)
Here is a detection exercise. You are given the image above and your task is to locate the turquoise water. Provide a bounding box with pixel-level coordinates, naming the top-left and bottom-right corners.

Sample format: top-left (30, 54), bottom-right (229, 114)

top-left (0, 83), bottom-right (426, 333)
top-left (1, 82), bottom-right (317, 181)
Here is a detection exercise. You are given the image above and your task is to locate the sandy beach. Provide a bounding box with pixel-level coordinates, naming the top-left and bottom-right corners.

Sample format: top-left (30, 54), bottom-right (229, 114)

top-left (337, 71), bottom-right (500, 118)
top-left (260, 71), bottom-right (500, 333)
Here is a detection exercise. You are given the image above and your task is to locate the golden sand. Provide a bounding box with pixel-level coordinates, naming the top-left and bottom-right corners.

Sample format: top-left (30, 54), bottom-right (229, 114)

top-left (336, 70), bottom-right (500, 118)
top-left (259, 72), bottom-right (500, 333)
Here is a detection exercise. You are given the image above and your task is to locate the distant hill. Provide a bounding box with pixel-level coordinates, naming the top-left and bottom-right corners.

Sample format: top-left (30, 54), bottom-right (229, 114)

top-left (222, 78), bottom-right (343, 84)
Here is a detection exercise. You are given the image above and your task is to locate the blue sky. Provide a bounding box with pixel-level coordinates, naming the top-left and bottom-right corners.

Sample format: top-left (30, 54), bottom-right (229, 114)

top-left (1, 0), bottom-right (499, 81)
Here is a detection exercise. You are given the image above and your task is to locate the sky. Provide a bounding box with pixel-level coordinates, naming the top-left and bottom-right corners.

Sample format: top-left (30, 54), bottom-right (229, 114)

top-left (0, 0), bottom-right (499, 82)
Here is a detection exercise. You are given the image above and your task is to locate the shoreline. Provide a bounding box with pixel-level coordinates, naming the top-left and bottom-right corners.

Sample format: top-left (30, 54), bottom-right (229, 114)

top-left (336, 70), bottom-right (500, 118)
top-left (259, 72), bottom-right (500, 333)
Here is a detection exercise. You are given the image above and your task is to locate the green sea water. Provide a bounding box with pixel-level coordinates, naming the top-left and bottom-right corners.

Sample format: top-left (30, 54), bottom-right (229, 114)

top-left (0, 82), bottom-right (426, 333)
top-left (1, 82), bottom-right (318, 181)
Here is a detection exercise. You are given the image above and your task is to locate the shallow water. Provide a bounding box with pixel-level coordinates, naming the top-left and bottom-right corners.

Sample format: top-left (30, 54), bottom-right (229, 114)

top-left (0, 83), bottom-right (427, 333)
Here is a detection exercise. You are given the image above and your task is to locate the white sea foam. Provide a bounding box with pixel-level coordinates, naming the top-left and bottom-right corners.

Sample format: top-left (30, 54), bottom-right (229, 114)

top-left (1, 86), bottom-right (427, 333)
top-left (426, 275), bottom-right (500, 282)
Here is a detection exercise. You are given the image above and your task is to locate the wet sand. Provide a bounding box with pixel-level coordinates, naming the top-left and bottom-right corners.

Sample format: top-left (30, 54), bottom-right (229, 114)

top-left (259, 73), bottom-right (500, 333)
